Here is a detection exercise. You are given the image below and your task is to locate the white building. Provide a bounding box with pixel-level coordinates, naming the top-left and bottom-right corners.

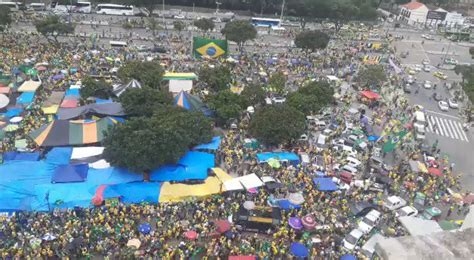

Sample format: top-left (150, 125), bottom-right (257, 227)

top-left (398, 1), bottom-right (429, 26)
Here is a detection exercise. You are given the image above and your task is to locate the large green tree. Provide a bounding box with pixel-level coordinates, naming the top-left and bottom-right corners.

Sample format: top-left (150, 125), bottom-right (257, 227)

top-left (120, 0), bottom-right (155, 15)
top-left (194, 18), bottom-right (215, 33)
top-left (241, 84), bottom-right (266, 107)
top-left (173, 20), bottom-right (186, 32)
top-left (34, 15), bottom-right (75, 44)
top-left (249, 105), bottom-right (306, 146)
top-left (287, 81), bottom-right (334, 115)
top-left (119, 88), bottom-right (173, 117)
top-left (268, 72), bottom-right (287, 95)
top-left (294, 30), bottom-right (330, 52)
top-left (117, 61), bottom-right (164, 89)
top-left (0, 6), bottom-right (12, 33)
top-left (198, 65), bottom-right (232, 93)
top-left (207, 90), bottom-right (244, 126)
top-left (356, 64), bottom-right (387, 88)
top-left (80, 76), bottom-right (114, 100)
top-left (454, 65), bottom-right (474, 103)
top-left (221, 20), bottom-right (257, 51)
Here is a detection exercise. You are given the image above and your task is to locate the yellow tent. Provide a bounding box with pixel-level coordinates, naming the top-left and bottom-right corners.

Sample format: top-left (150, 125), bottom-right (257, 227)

top-left (159, 168), bottom-right (232, 203)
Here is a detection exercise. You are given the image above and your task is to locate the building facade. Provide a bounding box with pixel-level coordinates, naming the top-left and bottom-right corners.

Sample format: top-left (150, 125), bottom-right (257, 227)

top-left (398, 1), bottom-right (430, 26)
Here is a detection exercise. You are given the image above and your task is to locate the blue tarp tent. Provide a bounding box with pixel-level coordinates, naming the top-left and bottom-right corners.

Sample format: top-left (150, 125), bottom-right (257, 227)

top-left (45, 147), bottom-right (72, 165)
top-left (256, 152), bottom-right (300, 164)
top-left (65, 89), bottom-right (80, 97)
top-left (3, 108), bottom-right (23, 118)
top-left (103, 182), bottom-right (160, 203)
top-left (52, 164), bottom-right (89, 183)
top-left (290, 242), bottom-right (309, 258)
top-left (95, 98), bottom-right (113, 104)
top-left (340, 255), bottom-right (357, 260)
top-left (278, 199), bottom-right (302, 210)
top-left (151, 151), bottom-right (215, 182)
top-left (3, 152), bottom-right (40, 161)
top-left (16, 92), bottom-right (35, 105)
top-left (313, 178), bottom-right (337, 191)
top-left (193, 136), bottom-right (221, 150)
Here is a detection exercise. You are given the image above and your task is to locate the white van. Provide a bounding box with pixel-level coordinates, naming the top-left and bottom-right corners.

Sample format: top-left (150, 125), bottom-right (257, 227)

top-left (414, 111), bottom-right (426, 124)
top-left (345, 157), bottom-right (361, 168)
top-left (342, 165), bottom-right (358, 175)
top-left (110, 41), bottom-right (128, 48)
top-left (343, 228), bottom-right (364, 251)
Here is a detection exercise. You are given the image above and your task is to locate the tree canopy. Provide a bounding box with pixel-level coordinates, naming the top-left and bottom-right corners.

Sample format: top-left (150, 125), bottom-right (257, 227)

top-left (207, 90), bottom-right (244, 126)
top-left (454, 65), bottom-right (474, 104)
top-left (221, 20), bottom-right (257, 51)
top-left (198, 65), bottom-right (232, 93)
top-left (119, 88), bottom-right (173, 117)
top-left (294, 30), bottom-right (330, 51)
top-left (194, 18), bottom-right (215, 33)
top-left (117, 61), bottom-right (164, 89)
top-left (34, 15), bottom-right (75, 43)
top-left (240, 84), bottom-right (266, 107)
top-left (287, 81), bottom-right (334, 115)
top-left (268, 72), bottom-right (287, 95)
top-left (80, 77), bottom-right (114, 100)
top-left (0, 6), bottom-right (12, 33)
top-left (173, 20), bottom-right (185, 32)
top-left (249, 105), bottom-right (306, 146)
top-left (356, 64), bottom-right (387, 88)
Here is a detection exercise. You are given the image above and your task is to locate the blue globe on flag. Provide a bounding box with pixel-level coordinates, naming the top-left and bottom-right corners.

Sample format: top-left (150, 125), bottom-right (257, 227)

top-left (206, 46), bottom-right (217, 57)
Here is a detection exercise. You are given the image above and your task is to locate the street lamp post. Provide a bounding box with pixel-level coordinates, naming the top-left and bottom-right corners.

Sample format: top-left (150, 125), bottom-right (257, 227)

top-left (162, 0), bottom-right (165, 30)
top-left (216, 1), bottom-right (221, 14)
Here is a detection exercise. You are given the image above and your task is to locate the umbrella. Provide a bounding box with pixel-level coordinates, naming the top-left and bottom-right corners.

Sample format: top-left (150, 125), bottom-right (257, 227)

top-left (184, 230), bottom-right (198, 240)
top-left (3, 124), bottom-right (19, 132)
top-left (215, 220), bottom-right (231, 233)
top-left (243, 201), bottom-right (256, 210)
top-left (0, 94), bottom-right (9, 109)
top-left (138, 223), bottom-right (151, 235)
top-left (463, 193), bottom-right (474, 204)
top-left (42, 233), bottom-right (56, 241)
top-left (36, 66), bottom-right (47, 71)
top-left (9, 116), bottom-right (23, 123)
top-left (301, 214), bottom-right (317, 230)
top-left (288, 217), bottom-right (303, 230)
top-left (52, 74), bottom-right (64, 80)
top-left (267, 158), bottom-right (281, 169)
top-left (290, 242), bottom-right (309, 258)
top-left (127, 238), bottom-right (141, 248)
top-left (288, 193), bottom-right (305, 205)
top-left (340, 254), bottom-right (357, 260)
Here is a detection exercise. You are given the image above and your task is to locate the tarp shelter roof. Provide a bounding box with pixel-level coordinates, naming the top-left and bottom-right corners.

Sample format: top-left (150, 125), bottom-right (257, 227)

top-left (57, 102), bottom-right (125, 120)
top-left (113, 79), bottom-right (142, 97)
top-left (29, 117), bottom-right (119, 147)
top-left (16, 92), bottom-right (35, 105)
top-left (42, 91), bottom-right (65, 107)
top-left (60, 99), bottom-right (79, 108)
top-left (52, 164), bottom-right (89, 183)
top-left (0, 87), bottom-right (11, 94)
top-left (150, 151), bottom-right (215, 182)
top-left (163, 72), bottom-right (198, 80)
top-left (256, 152), bottom-right (300, 163)
top-left (3, 152), bottom-right (40, 161)
top-left (313, 178), bottom-right (338, 191)
top-left (18, 80), bottom-right (41, 92)
top-left (225, 173), bottom-right (264, 190)
top-left (360, 90), bottom-right (380, 100)
top-left (71, 147), bottom-right (104, 160)
top-left (174, 91), bottom-right (212, 116)
top-left (193, 136), bottom-right (221, 150)
top-left (398, 216), bottom-right (443, 236)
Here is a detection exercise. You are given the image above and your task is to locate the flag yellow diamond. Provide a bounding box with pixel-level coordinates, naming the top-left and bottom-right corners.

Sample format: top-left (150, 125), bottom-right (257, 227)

top-left (196, 42), bottom-right (225, 58)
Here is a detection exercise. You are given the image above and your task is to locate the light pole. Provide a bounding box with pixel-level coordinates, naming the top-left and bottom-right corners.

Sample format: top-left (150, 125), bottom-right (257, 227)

top-left (279, 0), bottom-right (285, 26)
top-left (216, 1), bottom-right (221, 14)
top-left (162, 0), bottom-right (165, 30)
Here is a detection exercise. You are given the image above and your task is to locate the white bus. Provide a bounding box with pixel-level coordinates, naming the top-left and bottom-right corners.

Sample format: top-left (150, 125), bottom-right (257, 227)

top-left (97, 4), bottom-right (134, 16)
top-left (0, 2), bottom-right (25, 11)
top-left (250, 17), bottom-right (281, 28)
top-left (50, 1), bottom-right (91, 14)
top-left (109, 41), bottom-right (127, 48)
top-left (29, 3), bottom-right (46, 11)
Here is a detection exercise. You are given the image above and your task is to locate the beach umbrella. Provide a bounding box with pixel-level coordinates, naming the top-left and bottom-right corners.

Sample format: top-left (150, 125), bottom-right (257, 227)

top-left (290, 242), bottom-right (309, 258)
top-left (42, 233), bottom-right (56, 241)
top-left (267, 158), bottom-right (281, 169)
top-left (9, 116), bottom-right (23, 124)
top-left (127, 238), bottom-right (141, 249)
top-left (288, 193), bottom-right (305, 205)
top-left (138, 223), bottom-right (151, 235)
top-left (3, 124), bottom-right (19, 132)
top-left (301, 215), bottom-right (317, 230)
top-left (36, 66), bottom-right (47, 71)
top-left (184, 230), bottom-right (198, 240)
top-left (288, 217), bottom-right (303, 230)
top-left (243, 201), bottom-right (256, 210)
top-left (0, 94), bottom-right (9, 109)
top-left (215, 220), bottom-right (231, 233)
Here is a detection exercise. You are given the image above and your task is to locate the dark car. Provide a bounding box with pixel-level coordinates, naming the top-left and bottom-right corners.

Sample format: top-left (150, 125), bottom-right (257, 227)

top-left (403, 84), bottom-right (411, 93)
top-left (152, 47), bottom-right (167, 53)
top-left (432, 93), bottom-right (443, 101)
top-left (349, 202), bottom-right (377, 217)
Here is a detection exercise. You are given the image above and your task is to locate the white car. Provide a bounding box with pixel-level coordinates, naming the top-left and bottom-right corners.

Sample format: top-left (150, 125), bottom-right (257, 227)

top-left (448, 98), bottom-right (459, 109)
top-left (423, 80), bottom-right (432, 89)
top-left (422, 59), bottom-right (429, 65)
top-left (396, 206), bottom-right (418, 218)
top-left (272, 96), bottom-right (286, 104)
top-left (174, 15), bottom-right (185, 19)
top-left (423, 65), bottom-right (431, 72)
top-left (343, 228), bottom-right (364, 251)
top-left (438, 101), bottom-right (449, 111)
top-left (346, 156), bottom-right (362, 168)
top-left (414, 64), bottom-right (422, 72)
top-left (358, 209), bottom-right (381, 234)
top-left (407, 76), bottom-right (414, 84)
top-left (383, 196), bottom-right (407, 211)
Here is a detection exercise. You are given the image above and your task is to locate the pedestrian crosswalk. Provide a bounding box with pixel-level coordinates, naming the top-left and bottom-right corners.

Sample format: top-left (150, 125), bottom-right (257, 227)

top-left (426, 115), bottom-right (469, 142)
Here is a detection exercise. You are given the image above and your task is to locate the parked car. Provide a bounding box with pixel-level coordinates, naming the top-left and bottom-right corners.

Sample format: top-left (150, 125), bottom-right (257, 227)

top-left (422, 59), bottom-right (429, 65)
top-left (423, 80), bottom-right (432, 89)
top-left (433, 71), bottom-right (448, 80)
top-left (438, 101), bottom-right (449, 111)
top-left (407, 75), bottom-right (415, 84)
top-left (350, 202), bottom-right (377, 217)
top-left (343, 228), bottom-right (364, 250)
top-left (423, 65), bottom-right (431, 72)
top-left (448, 98), bottom-right (459, 109)
top-left (403, 84), bottom-right (411, 93)
top-left (414, 64), bottom-right (422, 72)
top-left (383, 196), bottom-right (406, 211)
top-left (396, 206), bottom-right (418, 218)
top-left (358, 209), bottom-right (381, 234)
top-left (272, 96), bottom-right (286, 104)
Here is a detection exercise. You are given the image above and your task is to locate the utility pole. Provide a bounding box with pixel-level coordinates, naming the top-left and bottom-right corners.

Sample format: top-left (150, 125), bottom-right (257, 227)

top-left (216, 1), bottom-right (221, 14)
top-left (162, 0), bottom-right (166, 30)
top-left (279, 0), bottom-right (285, 27)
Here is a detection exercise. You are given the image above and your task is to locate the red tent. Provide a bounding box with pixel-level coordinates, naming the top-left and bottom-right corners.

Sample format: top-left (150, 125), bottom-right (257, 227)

top-left (360, 90), bottom-right (380, 100)
top-left (428, 167), bottom-right (443, 177)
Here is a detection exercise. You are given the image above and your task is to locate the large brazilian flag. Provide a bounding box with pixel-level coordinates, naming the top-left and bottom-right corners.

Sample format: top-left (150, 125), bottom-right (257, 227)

top-left (193, 37), bottom-right (228, 59)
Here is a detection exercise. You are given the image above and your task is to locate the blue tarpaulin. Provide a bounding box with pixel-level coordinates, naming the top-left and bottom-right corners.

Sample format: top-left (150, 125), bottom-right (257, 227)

top-left (45, 147), bottom-right (72, 165)
top-left (151, 151), bottom-right (214, 182)
top-left (290, 242), bottom-right (309, 257)
top-left (65, 89), bottom-right (80, 97)
top-left (4, 108), bottom-right (23, 118)
top-left (256, 152), bottom-right (300, 163)
top-left (52, 164), bottom-right (89, 183)
top-left (193, 136), bottom-right (221, 150)
top-left (340, 255), bottom-right (357, 260)
top-left (103, 182), bottom-right (160, 204)
top-left (277, 199), bottom-right (302, 210)
top-left (16, 92), bottom-right (35, 105)
top-left (95, 98), bottom-right (113, 104)
top-left (313, 178), bottom-right (337, 191)
top-left (3, 152), bottom-right (40, 161)
top-left (368, 135), bottom-right (379, 141)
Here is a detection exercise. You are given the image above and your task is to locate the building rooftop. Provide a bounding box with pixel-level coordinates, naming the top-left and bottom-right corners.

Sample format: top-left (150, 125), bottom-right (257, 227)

top-left (401, 1), bottom-right (426, 10)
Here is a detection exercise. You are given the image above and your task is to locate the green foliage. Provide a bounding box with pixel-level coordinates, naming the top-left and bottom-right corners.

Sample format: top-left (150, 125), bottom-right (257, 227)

top-left (207, 90), bottom-right (244, 126)
top-left (221, 20), bottom-right (257, 50)
top-left (0, 6), bottom-right (12, 33)
top-left (454, 65), bottom-right (474, 103)
top-left (470, 47), bottom-right (474, 58)
top-left (122, 22), bottom-right (133, 30)
top-left (268, 72), bottom-right (287, 95)
top-left (240, 84), bottom-right (266, 107)
top-left (249, 105), bottom-right (306, 146)
top-left (294, 30), bottom-right (330, 51)
top-left (356, 64), bottom-right (387, 87)
top-left (34, 15), bottom-right (75, 43)
top-left (80, 76), bottom-right (113, 100)
top-left (173, 20), bottom-right (186, 32)
top-left (194, 18), bottom-right (215, 32)
top-left (198, 65), bottom-right (232, 93)
top-left (117, 61), bottom-right (164, 89)
top-left (119, 0), bottom-right (155, 13)
top-left (287, 81), bottom-right (334, 115)
top-left (119, 88), bottom-right (173, 117)
top-left (146, 17), bottom-right (162, 36)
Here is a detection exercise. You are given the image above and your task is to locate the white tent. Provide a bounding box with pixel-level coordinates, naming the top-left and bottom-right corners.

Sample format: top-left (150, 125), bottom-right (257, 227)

top-left (223, 178), bottom-right (244, 191)
top-left (71, 147), bottom-right (104, 159)
top-left (237, 173), bottom-right (264, 189)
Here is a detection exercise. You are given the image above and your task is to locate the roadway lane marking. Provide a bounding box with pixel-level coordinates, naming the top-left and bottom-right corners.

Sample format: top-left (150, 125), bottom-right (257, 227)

top-left (447, 119), bottom-right (460, 140)
top-left (459, 123), bottom-right (469, 142)
top-left (451, 120), bottom-right (466, 142)
top-left (441, 118), bottom-right (454, 138)
top-left (434, 116), bottom-right (446, 136)
top-left (427, 115), bottom-right (434, 132)
top-left (425, 110), bottom-right (460, 120)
